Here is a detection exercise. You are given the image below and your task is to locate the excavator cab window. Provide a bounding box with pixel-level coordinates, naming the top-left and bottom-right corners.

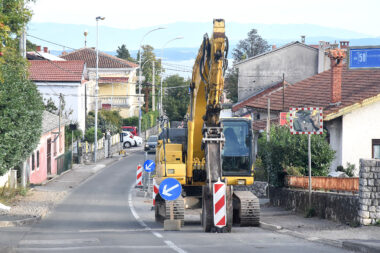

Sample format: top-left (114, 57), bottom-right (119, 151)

top-left (221, 120), bottom-right (252, 176)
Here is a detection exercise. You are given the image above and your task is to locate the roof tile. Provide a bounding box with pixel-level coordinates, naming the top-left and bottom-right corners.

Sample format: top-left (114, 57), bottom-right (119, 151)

top-left (28, 60), bottom-right (85, 82)
top-left (61, 48), bottom-right (138, 69)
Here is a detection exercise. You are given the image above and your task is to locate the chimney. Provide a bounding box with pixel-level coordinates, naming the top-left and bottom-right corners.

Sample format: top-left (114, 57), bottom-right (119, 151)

top-left (301, 35), bottom-right (306, 43)
top-left (272, 45), bottom-right (277, 50)
top-left (339, 41), bottom-right (350, 49)
top-left (328, 49), bottom-right (346, 104)
top-left (43, 47), bottom-right (48, 53)
top-left (36, 45), bottom-right (41, 51)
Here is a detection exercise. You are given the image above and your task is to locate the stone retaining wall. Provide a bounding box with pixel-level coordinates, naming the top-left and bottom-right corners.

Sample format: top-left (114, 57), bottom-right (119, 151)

top-left (82, 142), bottom-right (121, 164)
top-left (358, 159), bottom-right (380, 225)
top-left (235, 181), bottom-right (268, 198)
top-left (270, 187), bottom-right (359, 224)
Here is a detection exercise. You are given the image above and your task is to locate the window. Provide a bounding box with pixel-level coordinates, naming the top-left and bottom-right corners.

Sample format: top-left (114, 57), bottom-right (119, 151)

top-left (372, 139), bottom-right (380, 159)
top-left (36, 151), bottom-right (40, 168)
top-left (31, 153), bottom-right (35, 171)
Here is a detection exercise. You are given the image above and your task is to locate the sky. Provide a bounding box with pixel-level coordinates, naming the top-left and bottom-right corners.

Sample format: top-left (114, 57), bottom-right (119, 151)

top-left (30, 0), bottom-right (380, 37)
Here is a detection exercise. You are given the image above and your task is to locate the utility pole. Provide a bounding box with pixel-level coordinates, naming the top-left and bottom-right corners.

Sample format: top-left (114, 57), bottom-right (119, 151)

top-left (282, 73), bottom-right (285, 111)
top-left (152, 61), bottom-right (155, 111)
top-left (266, 98), bottom-right (270, 142)
top-left (19, 1), bottom-right (26, 58)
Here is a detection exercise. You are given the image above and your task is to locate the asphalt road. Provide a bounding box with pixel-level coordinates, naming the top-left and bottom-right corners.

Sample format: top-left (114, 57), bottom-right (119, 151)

top-left (0, 151), bottom-right (350, 252)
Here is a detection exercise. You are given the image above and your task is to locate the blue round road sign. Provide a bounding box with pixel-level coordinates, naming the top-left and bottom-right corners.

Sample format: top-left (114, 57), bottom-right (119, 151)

top-left (143, 160), bottom-right (155, 173)
top-left (159, 178), bottom-right (182, 201)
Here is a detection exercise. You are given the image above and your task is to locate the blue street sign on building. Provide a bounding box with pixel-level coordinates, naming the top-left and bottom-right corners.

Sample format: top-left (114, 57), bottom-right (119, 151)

top-left (159, 178), bottom-right (182, 201)
top-left (348, 47), bottom-right (380, 69)
top-left (143, 159), bottom-right (155, 173)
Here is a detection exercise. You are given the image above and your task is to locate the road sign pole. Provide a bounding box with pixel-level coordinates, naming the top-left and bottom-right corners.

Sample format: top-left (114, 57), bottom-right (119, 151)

top-left (308, 134), bottom-right (312, 209)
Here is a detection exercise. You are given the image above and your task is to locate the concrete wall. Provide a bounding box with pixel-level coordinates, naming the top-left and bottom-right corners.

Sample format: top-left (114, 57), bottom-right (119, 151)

top-left (270, 187), bottom-right (359, 224)
top-left (37, 82), bottom-right (86, 131)
top-left (341, 100), bottom-right (380, 175)
top-left (0, 170), bottom-right (10, 188)
top-left (236, 43), bottom-right (318, 101)
top-left (325, 117), bottom-right (342, 172)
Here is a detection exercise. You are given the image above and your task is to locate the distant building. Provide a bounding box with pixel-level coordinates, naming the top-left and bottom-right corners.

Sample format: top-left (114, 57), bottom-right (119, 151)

top-left (28, 60), bottom-right (87, 131)
top-left (27, 46), bottom-right (66, 61)
top-left (233, 40), bottom-right (349, 116)
top-left (237, 48), bottom-right (380, 175)
top-left (61, 48), bottom-right (141, 118)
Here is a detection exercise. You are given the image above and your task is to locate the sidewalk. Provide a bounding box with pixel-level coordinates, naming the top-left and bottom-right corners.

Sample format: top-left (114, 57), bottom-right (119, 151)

top-left (260, 202), bottom-right (380, 253)
top-left (0, 149), bottom-right (137, 227)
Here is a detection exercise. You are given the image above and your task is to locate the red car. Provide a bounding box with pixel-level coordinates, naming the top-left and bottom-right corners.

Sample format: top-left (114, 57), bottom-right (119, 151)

top-left (122, 126), bottom-right (138, 136)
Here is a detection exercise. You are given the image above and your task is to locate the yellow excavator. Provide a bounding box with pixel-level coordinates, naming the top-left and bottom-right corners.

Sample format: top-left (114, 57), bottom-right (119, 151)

top-left (154, 19), bottom-right (260, 232)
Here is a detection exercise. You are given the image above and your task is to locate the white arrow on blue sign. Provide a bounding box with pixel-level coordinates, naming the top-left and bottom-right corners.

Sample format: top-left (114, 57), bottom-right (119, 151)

top-left (143, 160), bottom-right (155, 173)
top-left (159, 178), bottom-right (182, 201)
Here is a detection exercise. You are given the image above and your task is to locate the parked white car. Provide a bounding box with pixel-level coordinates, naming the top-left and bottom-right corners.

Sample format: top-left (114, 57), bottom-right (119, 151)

top-left (121, 131), bottom-right (142, 148)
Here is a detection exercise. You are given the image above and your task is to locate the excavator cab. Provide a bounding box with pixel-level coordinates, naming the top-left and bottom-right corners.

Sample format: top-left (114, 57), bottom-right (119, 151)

top-left (221, 118), bottom-right (253, 177)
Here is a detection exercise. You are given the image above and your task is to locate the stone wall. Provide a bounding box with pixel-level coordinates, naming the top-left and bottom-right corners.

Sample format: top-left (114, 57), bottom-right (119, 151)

top-left (358, 159), bottom-right (380, 225)
top-left (82, 142), bottom-right (121, 164)
top-left (270, 187), bottom-right (359, 224)
top-left (235, 181), bottom-right (268, 198)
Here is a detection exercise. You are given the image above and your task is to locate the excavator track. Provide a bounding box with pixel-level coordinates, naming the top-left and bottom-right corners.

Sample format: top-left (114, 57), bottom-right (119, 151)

top-left (155, 195), bottom-right (185, 226)
top-left (233, 191), bottom-right (260, 226)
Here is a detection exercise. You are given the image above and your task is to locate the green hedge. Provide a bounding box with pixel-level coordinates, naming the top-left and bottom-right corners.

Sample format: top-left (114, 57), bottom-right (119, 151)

top-left (142, 110), bottom-right (159, 131)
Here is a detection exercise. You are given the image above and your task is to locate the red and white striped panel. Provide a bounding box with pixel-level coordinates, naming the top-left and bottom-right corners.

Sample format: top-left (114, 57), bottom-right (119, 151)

top-left (152, 178), bottom-right (159, 206)
top-left (136, 164), bottom-right (143, 186)
top-left (213, 180), bottom-right (226, 228)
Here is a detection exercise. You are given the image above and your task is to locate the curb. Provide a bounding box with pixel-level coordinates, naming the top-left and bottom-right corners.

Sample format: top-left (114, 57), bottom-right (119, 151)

top-left (0, 216), bottom-right (41, 228)
top-left (342, 241), bottom-right (380, 253)
top-left (260, 221), bottom-right (343, 249)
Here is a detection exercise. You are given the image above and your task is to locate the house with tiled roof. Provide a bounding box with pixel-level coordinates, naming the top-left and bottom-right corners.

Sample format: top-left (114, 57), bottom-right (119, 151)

top-left (236, 48), bottom-right (380, 175)
top-left (234, 41), bottom-right (348, 107)
top-left (61, 48), bottom-right (141, 118)
top-left (28, 60), bottom-right (87, 131)
top-left (27, 111), bottom-right (69, 184)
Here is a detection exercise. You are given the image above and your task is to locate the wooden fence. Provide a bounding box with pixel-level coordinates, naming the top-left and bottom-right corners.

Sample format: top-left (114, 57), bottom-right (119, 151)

top-left (285, 176), bottom-right (359, 193)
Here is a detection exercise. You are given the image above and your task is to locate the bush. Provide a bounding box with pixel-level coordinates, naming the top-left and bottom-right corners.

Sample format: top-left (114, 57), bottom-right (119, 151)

top-left (254, 157), bottom-right (267, 181)
top-left (344, 163), bottom-right (355, 177)
top-left (285, 165), bottom-right (304, 176)
top-left (258, 125), bottom-right (335, 187)
top-left (122, 116), bottom-right (138, 127)
top-left (65, 124), bottom-right (83, 150)
top-left (84, 127), bottom-right (103, 143)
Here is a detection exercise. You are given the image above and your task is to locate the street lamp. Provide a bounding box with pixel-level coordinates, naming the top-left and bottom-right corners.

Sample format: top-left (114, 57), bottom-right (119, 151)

top-left (160, 36), bottom-right (184, 116)
top-left (94, 16), bottom-right (105, 163)
top-left (138, 27), bottom-right (166, 136)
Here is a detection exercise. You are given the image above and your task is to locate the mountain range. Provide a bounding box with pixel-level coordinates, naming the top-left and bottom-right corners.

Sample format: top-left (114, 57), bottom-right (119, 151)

top-left (29, 22), bottom-right (380, 62)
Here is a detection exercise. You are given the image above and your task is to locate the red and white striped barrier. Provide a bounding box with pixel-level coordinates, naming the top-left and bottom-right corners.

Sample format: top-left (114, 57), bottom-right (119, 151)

top-left (213, 179), bottom-right (226, 228)
top-left (136, 164), bottom-right (143, 187)
top-left (152, 178), bottom-right (159, 207)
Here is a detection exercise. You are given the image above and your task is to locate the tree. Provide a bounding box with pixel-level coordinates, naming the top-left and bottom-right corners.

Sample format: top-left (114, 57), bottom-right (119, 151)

top-left (232, 29), bottom-right (270, 62)
top-left (162, 75), bottom-right (189, 121)
top-left (224, 68), bottom-right (239, 103)
top-left (116, 44), bottom-right (135, 62)
top-left (0, 53), bottom-right (44, 176)
top-left (138, 45), bottom-right (162, 111)
top-left (224, 28), bottom-right (270, 102)
top-left (258, 125), bottom-right (335, 187)
top-left (0, 0), bottom-right (44, 176)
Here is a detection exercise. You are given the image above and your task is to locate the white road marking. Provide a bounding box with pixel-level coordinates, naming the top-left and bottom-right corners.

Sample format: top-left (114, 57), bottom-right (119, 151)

top-left (128, 183), bottom-right (148, 228)
top-left (128, 182), bottom-right (187, 253)
top-left (152, 231), bottom-right (163, 238)
top-left (165, 240), bottom-right (187, 253)
top-left (19, 238), bottom-right (99, 245)
top-left (16, 245), bottom-right (170, 251)
top-left (78, 228), bottom-right (161, 233)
